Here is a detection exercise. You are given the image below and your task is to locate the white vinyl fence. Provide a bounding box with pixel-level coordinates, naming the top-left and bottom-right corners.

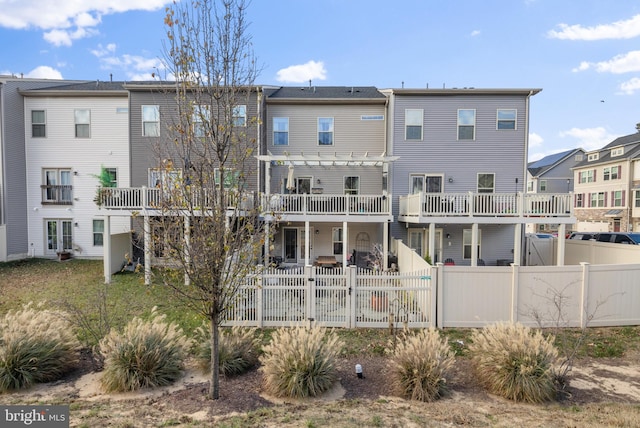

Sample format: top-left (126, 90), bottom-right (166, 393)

top-left (224, 265), bottom-right (434, 329)
top-left (224, 262), bottom-right (640, 329)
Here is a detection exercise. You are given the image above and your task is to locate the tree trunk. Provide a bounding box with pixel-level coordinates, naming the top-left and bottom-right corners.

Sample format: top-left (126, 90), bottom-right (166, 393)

top-left (209, 313), bottom-right (220, 399)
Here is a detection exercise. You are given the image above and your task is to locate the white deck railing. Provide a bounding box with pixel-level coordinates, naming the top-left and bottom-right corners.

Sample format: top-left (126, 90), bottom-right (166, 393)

top-left (399, 192), bottom-right (573, 218)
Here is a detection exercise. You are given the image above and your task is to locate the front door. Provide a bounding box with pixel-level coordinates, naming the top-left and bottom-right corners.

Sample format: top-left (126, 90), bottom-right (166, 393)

top-left (409, 228), bottom-right (443, 264)
top-left (46, 219), bottom-right (73, 255)
top-left (284, 227), bottom-right (314, 264)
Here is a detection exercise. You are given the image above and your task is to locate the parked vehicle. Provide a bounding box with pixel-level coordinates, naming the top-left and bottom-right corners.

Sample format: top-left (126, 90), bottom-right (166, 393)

top-left (594, 232), bottom-right (640, 245)
top-left (567, 232), bottom-right (597, 240)
top-left (526, 233), bottom-right (554, 239)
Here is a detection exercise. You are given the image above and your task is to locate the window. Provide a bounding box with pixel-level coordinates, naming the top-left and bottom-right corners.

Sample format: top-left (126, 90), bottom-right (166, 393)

top-left (635, 191), bottom-right (640, 208)
top-left (32, 110), bottom-right (46, 138)
top-left (611, 147), bottom-right (624, 157)
top-left (332, 228), bottom-right (343, 255)
top-left (587, 152), bottom-right (599, 161)
top-left (477, 173), bottom-right (494, 193)
top-left (214, 168), bottom-right (240, 189)
top-left (46, 219), bottom-right (73, 253)
top-left (344, 176), bottom-right (359, 195)
top-left (590, 192), bottom-right (605, 208)
top-left (463, 229), bottom-right (482, 260)
top-left (603, 166), bottom-right (620, 181)
top-left (497, 109), bottom-right (516, 130)
top-left (101, 167), bottom-right (117, 187)
top-left (405, 109), bottom-right (423, 140)
top-left (576, 193), bottom-right (584, 208)
top-left (458, 109), bottom-right (475, 140)
top-left (410, 174), bottom-right (443, 194)
top-left (42, 169), bottom-right (72, 204)
top-left (579, 170), bottom-right (595, 183)
top-left (93, 219), bottom-right (104, 246)
top-left (233, 105), bottom-right (247, 127)
top-left (75, 109), bottom-right (90, 138)
top-left (193, 105), bottom-right (209, 137)
top-left (613, 190), bottom-right (623, 207)
top-left (318, 118), bottom-right (334, 145)
top-left (273, 117), bottom-right (289, 145)
top-left (142, 105), bottom-right (160, 137)
top-left (149, 169), bottom-right (181, 189)
top-left (575, 154), bottom-right (584, 161)
top-left (540, 180), bottom-right (547, 191)
top-left (527, 181), bottom-right (534, 192)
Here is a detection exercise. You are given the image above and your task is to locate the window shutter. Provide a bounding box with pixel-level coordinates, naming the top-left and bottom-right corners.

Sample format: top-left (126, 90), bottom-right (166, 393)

top-left (578, 171), bottom-right (582, 182)
top-left (587, 192), bottom-right (591, 207)
top-left (604, 192), bottom-right (608, 207)
top-left (593, 170), bottom-right (597, 181)
top-left (619, 165), bottom-right (622, 180)
top-left (622, 190), bottom-right (626, 206)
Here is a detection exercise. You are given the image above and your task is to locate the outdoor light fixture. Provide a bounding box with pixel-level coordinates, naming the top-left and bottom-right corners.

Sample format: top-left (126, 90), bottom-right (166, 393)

top-left (446, 233), bottom-right (451, 239)
top-left (355, 364), bottom-right (363, 378)
top-left (448, 177), bottom-right (454, 183)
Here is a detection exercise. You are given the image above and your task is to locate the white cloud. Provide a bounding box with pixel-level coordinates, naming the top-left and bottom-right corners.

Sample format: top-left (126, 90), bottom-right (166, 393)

top-left (24, 65), bottom-right (63, 79)
top-left (470, 30), bottom-right (481, 37)
top-left (559, 127), bottom-right (617, 151)
top-left (619, 77), bottom-right (640, 95)
top-left (0, 0), bottom-right (171, 45)
top-left (90, 43), bottom-right (117, 58)
top-left (548, 14), bottom-right (640, 40)
top-left (528, 132), bottom-right (543, 148)
top-left (276, 60), bottom-right (327, 83)
top-left (573, 51), bottom-right (640, 74)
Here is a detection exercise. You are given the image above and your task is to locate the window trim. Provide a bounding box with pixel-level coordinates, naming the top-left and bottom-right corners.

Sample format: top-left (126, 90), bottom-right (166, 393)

top-left (42, 168), bottom-right (72, 204)
top-left (463, 229), bottom-right (482, 260)
top-left (74, 109), bottom-right (91, 138)
top-left (31, 110), bottom-right (46, 138)
top-left (405, 109), bottom-right (423, 140)
top-left (496, 109), bottom-right (516, 130)
top-left (477, 173), bottom-right (495, 193)
top-left (93, 219), bottom-right (104, 246)
top-left (317, 117), bottom-right (334, 146)
top-left (457, 109), bottom-right (476, 140)
top-left (344, 175), bottom-right (359, 195)
top-left (590, 192), bottom-right (605, 208)
top-left (539, 180), bottom-right (547, 192)
top-left (273, 117), bottom-right (289, 146)
top-left (613, 190), bottom-right (623, 207)
top-left (332, 227), bottom-right (343, 255)
top-left (142, 105), bottom-right (160, 137)
top-left (193, 105), bottom-right (209, 138)
top-left (233, 105), bottom-right (247, 127)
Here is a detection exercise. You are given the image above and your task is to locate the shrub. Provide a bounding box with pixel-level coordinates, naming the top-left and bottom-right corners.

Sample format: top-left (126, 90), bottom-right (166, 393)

top-left (388, 328), bottom-right (455, 402)
top-left (468, 322), bottom-right (559, 403)
top-left (0, 303), bottom-right (80, 392)
top-left (99, 308), bottom-right (191, 392)
top-left (195, 324), bottom-right (261, 376)
top-left (260, 325), bottom-right (344, 398)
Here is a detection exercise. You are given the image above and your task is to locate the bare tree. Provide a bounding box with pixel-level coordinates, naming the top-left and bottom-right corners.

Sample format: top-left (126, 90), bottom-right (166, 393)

top-left (155, 0), bottom-right (267, 399)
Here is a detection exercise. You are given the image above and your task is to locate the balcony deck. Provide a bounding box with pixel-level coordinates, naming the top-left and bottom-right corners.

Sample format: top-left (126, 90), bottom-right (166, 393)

top-left (399, 192), bottom-right (575, 224)
top-left (99, 188), bottom-right (392, 222)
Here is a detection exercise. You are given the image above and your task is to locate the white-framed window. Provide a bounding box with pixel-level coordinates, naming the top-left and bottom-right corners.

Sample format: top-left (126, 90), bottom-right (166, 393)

top-left (613, 190), bottom-right (623, 207)
top-left (587, 152), bottom-right (599, 161)
top-left (463, 229), bottom-right (482, 260)
top-left (42, 169), bottom-right (72, 204)
top-left (611, 147), bottom-right (624, 157)
top-left (603, 166), bottom-right (620, 181)
top-left (527, 181), bottom-right (534, 192)
top-left (579, 170), bottom-right (595, 183)
top-left (233, 105), bottom-right (247, 127)
top-left (477, 173), bottom-right (494, 193)
top-left (74, 109), bottom-right (90, 138)
top-left (344, 176), bottom-right (359, 195)
top-left (575, 154), bottom-right (584, 161)
top-left (46, 219), bottom-right (73, 253)
top-left (590, 192), bottom-right (605, 208)
top-left (149, 168), bottom-right (181, 189)
top-left (142, 105), bottom-right (160, 137)
top-left (575, 193), bottom-right (584, 208)
top-left (410, 174), bottom-right (443, 194)
top-left (273, 117), bottom-right (289, 145)
top-left (497, 109), bottom-right (516, 130)
top-left (93, 219), bottom-right (104, 246)
top-left (458, 109), bottom-right (475, 140)
top-left (540, 180), bottom-right (547, 191)
top-left (318, 117), bottom-right (334, 145)
top-left (332, 227), bottom-right (343, 255)
top-left (635, 191), bottom-right (640, 208)
top-left (32, 110), bottom-right (46, 138)
top-left (102, 167), bottom-right (117, 187)
top-left (193, 105), bottom-right (209, 138)
top-left (405, 109), bottom-right (423, 140)
top-left (214, 168), bottom-right (240, 189)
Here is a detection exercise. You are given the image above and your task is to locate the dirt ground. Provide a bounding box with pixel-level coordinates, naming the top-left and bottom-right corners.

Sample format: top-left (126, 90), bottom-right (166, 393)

top-left (2, 350), bottom-right (639, 427)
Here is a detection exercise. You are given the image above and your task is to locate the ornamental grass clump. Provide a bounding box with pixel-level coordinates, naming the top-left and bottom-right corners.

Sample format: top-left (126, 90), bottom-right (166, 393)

top-left (195, 324), bottom-right (261, 376)
top-left (260, 325), bottom-right (344, 398)
top-left (388, 328), bottom-right (455, 402)
top-left (468, 322), bottom-right (559, 403)
top-left (99, 308), bottom-right (191, 392)
top-left (0, 303), bottom-right (80, 392)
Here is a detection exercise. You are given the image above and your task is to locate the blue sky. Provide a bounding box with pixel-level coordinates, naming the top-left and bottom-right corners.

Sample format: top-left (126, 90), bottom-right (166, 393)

top-left (1, 0), bottom-right (639, 161)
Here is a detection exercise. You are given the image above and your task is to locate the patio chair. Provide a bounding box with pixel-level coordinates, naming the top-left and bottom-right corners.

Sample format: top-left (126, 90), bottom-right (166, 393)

top-left (444, 258), bottom-right (455, 266)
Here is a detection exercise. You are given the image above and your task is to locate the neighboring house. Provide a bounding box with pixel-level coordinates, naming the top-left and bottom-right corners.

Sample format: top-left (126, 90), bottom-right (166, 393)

top-left (0, 76), bottom-right (85, 262)
top-left (20, 81), bottom-right (131, 259)
top-left (526, 148), bottom-right (585, 234)
top-left (257, 86), bottom-right (396, 268)
top-left (384, 88), bottom-right (575, 266)
top-left (572, 132), bottom-right (640, 233)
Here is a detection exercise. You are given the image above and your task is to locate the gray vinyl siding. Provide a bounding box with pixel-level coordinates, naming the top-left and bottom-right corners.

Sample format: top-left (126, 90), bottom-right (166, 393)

top-left (389, 93), bottom-right (531, 254)
top-left (537, 156), bottom-right (583, 193)
top-left (128, 89), bottom-right (260, 191)
top-left (265, 104), bottom-right (386, 194)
